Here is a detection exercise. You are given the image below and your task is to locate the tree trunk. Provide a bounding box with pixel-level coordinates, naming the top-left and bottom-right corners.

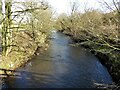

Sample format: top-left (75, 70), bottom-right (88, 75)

top-left (2, 0), bottom-right (12, 55)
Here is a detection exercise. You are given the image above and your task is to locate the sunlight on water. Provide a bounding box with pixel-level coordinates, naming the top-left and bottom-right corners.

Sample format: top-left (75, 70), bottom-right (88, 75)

top-left (1, 32), bottom-right (113, 88)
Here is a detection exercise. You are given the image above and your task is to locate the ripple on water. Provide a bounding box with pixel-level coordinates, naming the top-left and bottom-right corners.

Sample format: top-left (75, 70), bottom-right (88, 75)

top-left (1, 32), bottom-right (113, 88)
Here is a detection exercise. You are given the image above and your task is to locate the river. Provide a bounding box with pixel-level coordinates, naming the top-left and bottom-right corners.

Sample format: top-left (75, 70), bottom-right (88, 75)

top-left (1, 31), bottom-right (113, 88)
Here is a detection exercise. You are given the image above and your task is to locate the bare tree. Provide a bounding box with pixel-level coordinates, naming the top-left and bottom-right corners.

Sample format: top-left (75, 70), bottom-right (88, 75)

top-left (1, 0), bottom-right (12, 55)
top-left (101, 0), bottom-right (120, 34)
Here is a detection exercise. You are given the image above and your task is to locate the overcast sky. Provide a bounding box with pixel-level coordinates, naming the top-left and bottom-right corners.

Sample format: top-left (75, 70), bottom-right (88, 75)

top-left (12, 0), bottom-right (111, 15)
top-left (47, 0), bottom-right (107, 15)
top-left (5, 0), bottom-right (113, 16)
top-left (47, 0), bottom-right (99, 12)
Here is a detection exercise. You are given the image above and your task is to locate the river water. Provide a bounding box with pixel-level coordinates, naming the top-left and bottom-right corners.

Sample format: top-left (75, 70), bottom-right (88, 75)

top-left (1, 31), bottom-right (113, 88)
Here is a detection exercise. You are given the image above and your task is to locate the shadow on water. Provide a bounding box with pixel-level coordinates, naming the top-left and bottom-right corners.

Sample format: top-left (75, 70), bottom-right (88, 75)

top-left (0, 68), bottom-right (69, 88)
top-left (0, 68), bottom-right (115, 89)
top-left (0, 31), bottom-right (115, 89)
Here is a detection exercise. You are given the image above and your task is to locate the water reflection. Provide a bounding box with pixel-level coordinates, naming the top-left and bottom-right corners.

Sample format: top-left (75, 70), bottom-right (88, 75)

top-left (1, 31), bottom-right (113, 88)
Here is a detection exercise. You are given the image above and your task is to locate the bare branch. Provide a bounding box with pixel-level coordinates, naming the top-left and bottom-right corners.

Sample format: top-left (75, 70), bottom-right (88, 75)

top-left (113, 0), bottom-right (120, 14)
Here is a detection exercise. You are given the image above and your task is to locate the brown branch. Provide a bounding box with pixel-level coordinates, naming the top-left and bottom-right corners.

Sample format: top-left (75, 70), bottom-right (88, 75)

top-left (102, 0), bottom-right (114, 11)
top-left (87, 38), bottom-right (120, 51)
top-left (113, 0), bottom-right (120, 14)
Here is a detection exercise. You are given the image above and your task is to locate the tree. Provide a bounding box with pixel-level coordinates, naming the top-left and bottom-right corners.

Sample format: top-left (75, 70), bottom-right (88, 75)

top-left (102, 0), bottom-right (120, 34)
top-left (1, 0), bottom-right (53, 55)
top-left (22, 1), bottom-right (53, 46)
top-left (1, 0), bottom-right (13, 55)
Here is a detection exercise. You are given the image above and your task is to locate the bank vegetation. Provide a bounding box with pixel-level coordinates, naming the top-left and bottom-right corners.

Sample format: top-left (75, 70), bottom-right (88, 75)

top-left (54, 0), bottom-right (120, 86)
top-left (0, 0), bottom-right (53, 74)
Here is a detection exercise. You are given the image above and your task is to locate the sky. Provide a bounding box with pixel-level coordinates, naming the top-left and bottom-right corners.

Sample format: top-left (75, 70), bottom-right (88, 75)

top-left (6, 0), bottom-right (112, 15)
top-left (12, 0), bottom-right (110, 14)
top-left (3, 0), bottom-right (112, 16)
top-left (47, 0), bottom-right (103, 15)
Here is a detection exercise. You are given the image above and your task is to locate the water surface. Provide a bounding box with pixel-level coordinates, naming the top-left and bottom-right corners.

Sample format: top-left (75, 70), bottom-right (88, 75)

top-left (1, 31), bottom-right (113, 88)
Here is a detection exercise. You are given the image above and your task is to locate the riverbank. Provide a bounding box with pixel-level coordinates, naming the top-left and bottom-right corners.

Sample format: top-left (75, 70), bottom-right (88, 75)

top-left (60, 30), bottom-right (120, 87)
top-left (1, 31), bottom-right (114, 89)
top-left (0, 31), bottom-right (48, 75)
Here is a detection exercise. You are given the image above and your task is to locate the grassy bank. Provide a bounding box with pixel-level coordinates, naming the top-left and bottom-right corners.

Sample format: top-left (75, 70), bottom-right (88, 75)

top-left (55, 10), bottom-right (120, 86)
top-left (0, 31), bottom-right (48, 74)
top-left (59, 28), bottom-right (120, 89)
top-left (0, 1), bottom-right (53, 75)
top-left (62, 29), bottom-right (120, 84)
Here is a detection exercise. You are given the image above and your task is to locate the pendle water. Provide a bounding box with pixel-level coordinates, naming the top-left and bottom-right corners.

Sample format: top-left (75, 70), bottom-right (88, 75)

top-left (1, 31), bottom-right (113, 88)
